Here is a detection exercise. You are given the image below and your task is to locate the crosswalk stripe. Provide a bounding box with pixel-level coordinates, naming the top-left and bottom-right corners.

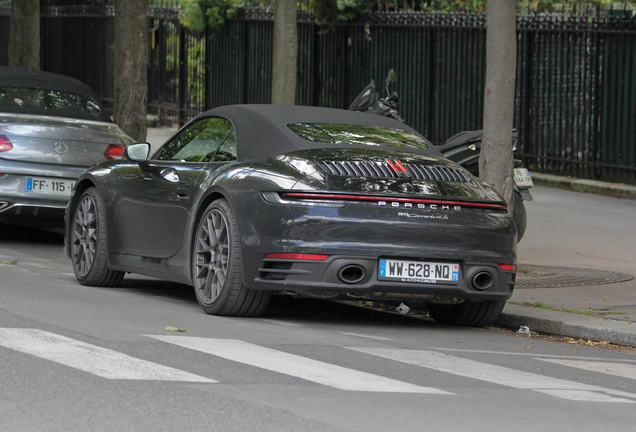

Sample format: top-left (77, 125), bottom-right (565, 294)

top-left (536, 358), bottom-right (636, 380)
top-left (0, 328), bottom-right (216, 382)
top-left (338, 332), bottom-right (393, 341)
top-left (147, 335), bottom-right (452, 394)
top-left (434, 348), bottom-right (636, 362)
top-left (347, 347), bottom-right (636, 403)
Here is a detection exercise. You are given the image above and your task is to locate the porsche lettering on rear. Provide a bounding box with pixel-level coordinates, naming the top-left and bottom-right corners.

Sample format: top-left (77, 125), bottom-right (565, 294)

top-left (379, 201), bottom-right (462, 210)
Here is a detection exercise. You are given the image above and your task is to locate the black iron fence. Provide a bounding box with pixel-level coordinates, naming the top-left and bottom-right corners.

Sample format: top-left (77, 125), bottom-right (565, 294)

top-left (0, 3), bottom-right (635, 183)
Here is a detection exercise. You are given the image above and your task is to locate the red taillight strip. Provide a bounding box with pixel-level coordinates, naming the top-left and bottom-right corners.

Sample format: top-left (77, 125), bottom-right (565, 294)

top-left (104, 144), bottom-right (125, 160)
top-left (0, 135), bottom-right (13, 152)
top-left (499, 264), bottom-right (516, 272)
top-left (282, 193), bottom-right (509, 211)
top-left (264, 253), bottom-right (329, 261)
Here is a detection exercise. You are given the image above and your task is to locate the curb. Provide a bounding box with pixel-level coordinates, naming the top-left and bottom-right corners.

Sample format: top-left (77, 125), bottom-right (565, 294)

top-left (497, 304), bottom-right (636, 348)
top-left (531, 172), bottom-right (636, 200)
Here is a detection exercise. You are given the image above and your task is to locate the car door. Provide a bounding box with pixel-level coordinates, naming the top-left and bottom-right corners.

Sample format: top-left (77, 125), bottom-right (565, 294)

top-left (109, 117), bottom-right (234, 258)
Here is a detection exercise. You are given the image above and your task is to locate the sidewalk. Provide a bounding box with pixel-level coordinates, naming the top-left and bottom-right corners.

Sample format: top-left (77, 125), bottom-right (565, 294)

top-left (146, 126), bottom-right (178, 152)
top-left (530, 172), bottom-right (636, 200)
top-left (496, 175), bottom-right (636, 347)
top-left (145, 127), bottom-right (636, 346)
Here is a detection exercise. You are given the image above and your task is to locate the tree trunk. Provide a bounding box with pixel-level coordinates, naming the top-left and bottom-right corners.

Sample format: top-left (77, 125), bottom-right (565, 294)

top-left (271, 0), bottom-right (297, 105)
top-left (8, 0), bottom-right (40, 70)
top-left (113, 0), bottom-right (148, 142)
top-left (479, 0), bottom-right (517, 206)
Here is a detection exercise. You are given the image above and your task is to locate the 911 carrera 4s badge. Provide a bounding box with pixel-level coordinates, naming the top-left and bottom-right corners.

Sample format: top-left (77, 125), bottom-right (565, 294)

top-left (379, 259), bottom-right (460, 284)
top-left (398, 212), bottom-right (449, 220)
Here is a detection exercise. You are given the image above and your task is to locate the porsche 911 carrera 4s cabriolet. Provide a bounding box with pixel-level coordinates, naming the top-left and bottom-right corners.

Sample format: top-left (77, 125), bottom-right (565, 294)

top-left (64, 104), bottom-right (517, 326)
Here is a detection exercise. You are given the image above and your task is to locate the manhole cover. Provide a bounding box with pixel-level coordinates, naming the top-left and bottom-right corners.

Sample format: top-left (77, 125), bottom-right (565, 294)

top-left (515, 264), bottom-right (633, 288)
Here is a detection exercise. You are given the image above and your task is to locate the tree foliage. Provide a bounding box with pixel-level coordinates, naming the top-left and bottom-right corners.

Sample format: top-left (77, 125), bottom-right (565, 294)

top-left (308, 0), bottom-right (375, 24)
top-left (178, 0), bottom-right (634, 30)
top-left (179, 0), bottom-right (245, 30)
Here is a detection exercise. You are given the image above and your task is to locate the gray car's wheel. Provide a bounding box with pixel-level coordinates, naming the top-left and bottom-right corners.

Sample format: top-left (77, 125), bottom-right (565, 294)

top-left (425, 299), bottom-right (506, 327)
top-left (512, 191), bottom-right (527, 242)
top-left (192, 199), bottom-right (271, 316)
top-left (70, 187), bottom-right (124, 287)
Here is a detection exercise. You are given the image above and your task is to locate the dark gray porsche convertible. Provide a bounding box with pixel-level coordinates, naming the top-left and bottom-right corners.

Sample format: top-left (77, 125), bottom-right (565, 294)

top-left (64, 105), bottom-right (517, 326)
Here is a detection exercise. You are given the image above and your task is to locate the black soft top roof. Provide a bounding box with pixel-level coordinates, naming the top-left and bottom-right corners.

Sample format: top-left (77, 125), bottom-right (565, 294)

top-left (194, 104), bottom-right (438, 163)
top-left (0, 67), bottom-right (111, 122)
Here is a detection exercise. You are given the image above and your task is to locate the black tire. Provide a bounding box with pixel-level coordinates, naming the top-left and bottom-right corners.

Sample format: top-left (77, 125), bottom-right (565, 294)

top-left (425, 299), bottom-right (506, 327)
top-left (70, 187), bottom-right (124, 287)
top-left (512, 191), bottom-right (527, 242)
top-left (192, 199), bottom-right (271, 317)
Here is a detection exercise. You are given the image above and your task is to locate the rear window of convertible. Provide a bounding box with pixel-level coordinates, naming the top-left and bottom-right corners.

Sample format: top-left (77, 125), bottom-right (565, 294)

top-left (0, 87), bottom-right (101, 114)
top-left (287, 123), bottom-right (428, 150)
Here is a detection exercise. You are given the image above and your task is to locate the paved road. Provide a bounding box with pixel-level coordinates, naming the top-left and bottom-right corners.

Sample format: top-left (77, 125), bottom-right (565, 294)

top-left (2, 215), bottom-right (636, 431)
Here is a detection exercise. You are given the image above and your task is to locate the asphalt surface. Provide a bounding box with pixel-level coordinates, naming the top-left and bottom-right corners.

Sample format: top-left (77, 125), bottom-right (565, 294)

top-left (141, 128), bottom-right (636, 347)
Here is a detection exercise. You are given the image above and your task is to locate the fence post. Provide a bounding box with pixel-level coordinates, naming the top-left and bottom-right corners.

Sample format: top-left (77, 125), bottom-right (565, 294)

top-left (205, 24), bottom-right (211, 111)
top-left (592, 31), bottom-right (602, 180)
top-left (178, 20), bottom-right (186, 127)
top-left (425, 26), bottom-right (436, 140)
top-left (522, 31), bottom-right (534, 169)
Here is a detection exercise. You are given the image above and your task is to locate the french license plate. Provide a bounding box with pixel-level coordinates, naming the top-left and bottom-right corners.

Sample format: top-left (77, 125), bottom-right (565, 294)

top-left (379, 259), bottom-right (459, 284)
top-left (26, 177), bottom-right (75, 196)
top-left (514, 168), bottom-right (533, 188)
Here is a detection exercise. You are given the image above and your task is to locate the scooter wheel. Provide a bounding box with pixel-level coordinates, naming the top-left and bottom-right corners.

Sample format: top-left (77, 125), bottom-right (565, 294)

top-left (513, 191), bottom-right (527, 242)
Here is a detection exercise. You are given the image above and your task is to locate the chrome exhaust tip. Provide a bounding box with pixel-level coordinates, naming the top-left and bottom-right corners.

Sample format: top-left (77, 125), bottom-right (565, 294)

top-left (472, 271), bottom-right (494, 291)
top-left (337, 265), bottom-right (367, 284)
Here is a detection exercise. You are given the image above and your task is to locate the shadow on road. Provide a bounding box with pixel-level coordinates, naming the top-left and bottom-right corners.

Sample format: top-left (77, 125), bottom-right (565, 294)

top-left (0, 222), bottom-right (64, 245)
top-left (114, 276), bottom-right (433, 328)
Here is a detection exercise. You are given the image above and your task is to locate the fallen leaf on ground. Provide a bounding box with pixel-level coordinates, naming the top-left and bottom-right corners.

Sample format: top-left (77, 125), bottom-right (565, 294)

top-left (165, 326), bottom-right (191, 332)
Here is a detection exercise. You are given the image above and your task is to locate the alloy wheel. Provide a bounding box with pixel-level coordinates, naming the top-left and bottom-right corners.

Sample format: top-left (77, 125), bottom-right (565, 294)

top-left (194, 209), bottom-right (230, 304)
top-left (72, 194), bottom-right (98, 277)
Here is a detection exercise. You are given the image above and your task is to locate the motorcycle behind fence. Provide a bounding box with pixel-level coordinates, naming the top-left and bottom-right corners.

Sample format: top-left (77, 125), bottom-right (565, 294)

top-left (349, 70), bottom-right (533, 241)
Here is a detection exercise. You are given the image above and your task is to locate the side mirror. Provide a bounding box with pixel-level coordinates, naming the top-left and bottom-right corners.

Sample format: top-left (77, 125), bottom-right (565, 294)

top-left (124, 142), bottom-right (150, 163)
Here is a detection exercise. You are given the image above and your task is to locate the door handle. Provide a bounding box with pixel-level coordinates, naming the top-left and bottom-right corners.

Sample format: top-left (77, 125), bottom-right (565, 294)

top-left (174, 188), bottom-right (188, 198)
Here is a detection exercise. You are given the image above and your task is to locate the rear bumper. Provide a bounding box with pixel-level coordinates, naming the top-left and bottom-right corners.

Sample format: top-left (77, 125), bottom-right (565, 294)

top-left (0, 163), bottom-right (84, 225)
top-left (233, 191), bottom-right (517, 302)
top-left (253, 254), bottom-right (516, 302)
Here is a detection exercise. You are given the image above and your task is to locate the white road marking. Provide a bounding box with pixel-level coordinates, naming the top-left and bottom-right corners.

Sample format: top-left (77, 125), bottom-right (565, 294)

top-left (0, 328), bottom-right (215, 382)
top-left (260, 319), bottom-right (303, 327)
top-left (348, 347), bottom-right (636, 403)
top-left (434, 348), bottom-right (636, 363)
top-left (536, 358), bottom-right (636, 380)
top-left (147, 335), bottom-right (451, 394)
top-left (338, 332), bottom-right (393, 341)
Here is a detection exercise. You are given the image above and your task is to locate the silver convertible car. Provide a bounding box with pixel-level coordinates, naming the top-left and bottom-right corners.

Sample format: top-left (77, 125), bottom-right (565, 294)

top-left (0, 67), bottom-right (134, 228)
